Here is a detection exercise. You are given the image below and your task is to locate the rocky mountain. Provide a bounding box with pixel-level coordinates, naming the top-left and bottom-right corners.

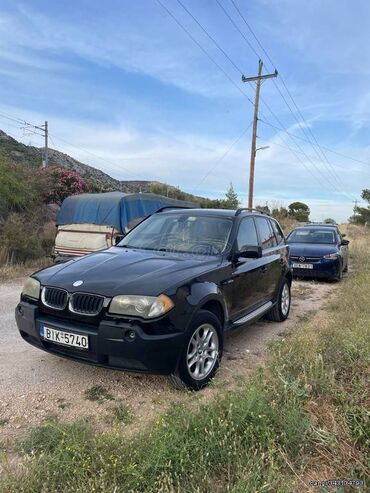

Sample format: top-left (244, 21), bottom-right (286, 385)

top-left (0, 130), bottom-right (205, 201)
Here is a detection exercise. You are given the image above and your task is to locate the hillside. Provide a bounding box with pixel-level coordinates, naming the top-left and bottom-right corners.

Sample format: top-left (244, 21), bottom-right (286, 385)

top-left (0, 130), bottom-right (205, 201)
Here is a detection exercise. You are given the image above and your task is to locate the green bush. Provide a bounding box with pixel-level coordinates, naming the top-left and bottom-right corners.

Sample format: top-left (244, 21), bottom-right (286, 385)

top-left (0, 213), bottom-right (55, 264)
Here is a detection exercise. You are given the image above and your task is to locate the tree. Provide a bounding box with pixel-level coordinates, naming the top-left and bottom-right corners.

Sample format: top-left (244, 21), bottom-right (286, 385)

top-left (256, 204), bottom-right (270, 214)
top-left (349, 189), bottom-right (370, 224)
top-left (224, 182), bottom-right (239, 209)
top-left (37, 167), bottom-right (87, 205)
top-left (362, 189), bottom-right (370, 203)
top-left (323, 218), bottom-right (336, 225)
top-left (288, 201), bottom-right (310, 222)
top-left (271, 206), bottom-right (288, 219)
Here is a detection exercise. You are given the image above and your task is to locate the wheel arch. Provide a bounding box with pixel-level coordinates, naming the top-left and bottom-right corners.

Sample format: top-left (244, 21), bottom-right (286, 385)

top-left (285, 270), bottom-right (293, 286)
top-left (198, 298), bottom-right (226, 329)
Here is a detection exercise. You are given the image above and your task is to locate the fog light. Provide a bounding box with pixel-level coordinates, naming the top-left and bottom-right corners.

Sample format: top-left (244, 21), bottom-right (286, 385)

top-left (125, 329), bottom-right (136, 341)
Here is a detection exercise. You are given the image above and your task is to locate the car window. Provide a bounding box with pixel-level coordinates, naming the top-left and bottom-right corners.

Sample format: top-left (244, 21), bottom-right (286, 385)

top-left (118, 213), bottom-right (233, 255)
top-left (236, 217), bottom-right (258, 250)
top-left (287, 229), bottom-right (336, 244)
top-left (255, 217), bottom-right (277, 249)
top-left (270, 220), bottom-right (284, 244)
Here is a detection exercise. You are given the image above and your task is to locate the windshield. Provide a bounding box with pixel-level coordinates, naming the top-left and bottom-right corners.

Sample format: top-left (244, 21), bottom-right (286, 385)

top-left (287, 229), bottom-right (336, 244)
top-left (118, 213), bottom-right (233, 256)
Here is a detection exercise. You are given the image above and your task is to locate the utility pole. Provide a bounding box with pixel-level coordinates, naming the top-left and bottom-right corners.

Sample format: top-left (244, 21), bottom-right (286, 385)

top-left (43, 120), bottom-right (48, 168)
top-left (242, 60), bottom-right (277, 208)
top-left (21, 120), bottom-right (49, 167)
top-left (353, 199), bottom-right (359, 211)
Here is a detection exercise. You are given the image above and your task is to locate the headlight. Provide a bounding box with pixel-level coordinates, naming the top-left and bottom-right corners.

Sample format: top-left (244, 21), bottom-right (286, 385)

top-left (108, 294), bottom-right (174, 318)
top-left (22, 277), bottom-right (41, 299)
top-left (323, 253), bottom-right (339, 260)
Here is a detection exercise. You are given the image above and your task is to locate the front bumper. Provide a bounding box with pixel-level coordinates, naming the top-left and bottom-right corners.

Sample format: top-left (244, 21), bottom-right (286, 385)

top-left (15, 301), bottom-right (184, 375)
top-left (290, 258), bottom-right (341, 279)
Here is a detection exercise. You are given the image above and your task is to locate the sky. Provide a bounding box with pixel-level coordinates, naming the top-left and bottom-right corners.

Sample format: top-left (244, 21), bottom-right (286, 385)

top-left (0, 0), bottom-right (369, 222)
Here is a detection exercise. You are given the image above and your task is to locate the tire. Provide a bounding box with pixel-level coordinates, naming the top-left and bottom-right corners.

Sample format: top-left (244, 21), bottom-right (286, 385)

top-left (266, 279), bottom-right (291, 322)
top-left (334, 261), bottom-right (343, 281)
top-left (170, 310), bottom-right (223, 391)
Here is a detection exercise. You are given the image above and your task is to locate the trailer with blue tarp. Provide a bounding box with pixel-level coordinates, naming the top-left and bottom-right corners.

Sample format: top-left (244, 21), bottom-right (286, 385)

top-left (54, 192), bottom-right (196, 261)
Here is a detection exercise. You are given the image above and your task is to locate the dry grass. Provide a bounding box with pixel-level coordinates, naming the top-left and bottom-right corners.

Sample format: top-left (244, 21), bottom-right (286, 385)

top-left (279, 216), bottom-right (300, 234)
top-left (0, 257), bottom-right (52, 282)
top-left (0, 226), bottom-right (369, 493)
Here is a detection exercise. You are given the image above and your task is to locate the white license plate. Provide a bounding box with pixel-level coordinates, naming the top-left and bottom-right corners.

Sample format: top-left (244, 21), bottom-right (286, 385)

top-left (292, 263), bottom-right (313, 269)
top-left (40, 326), bottom-right (89, 350)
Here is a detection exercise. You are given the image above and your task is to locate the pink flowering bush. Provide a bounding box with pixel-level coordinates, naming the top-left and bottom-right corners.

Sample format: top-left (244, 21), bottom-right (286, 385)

top-left (38, 167), bottom-right (87, 205)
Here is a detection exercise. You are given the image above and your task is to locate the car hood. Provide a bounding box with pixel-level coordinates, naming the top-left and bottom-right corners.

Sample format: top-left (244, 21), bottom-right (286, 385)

top-left (288, 243), bottom-right (339, 257)
top-left (34, 247), bottom-right (221, 297)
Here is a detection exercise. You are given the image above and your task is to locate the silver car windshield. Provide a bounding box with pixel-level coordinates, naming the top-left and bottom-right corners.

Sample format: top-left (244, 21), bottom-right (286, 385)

top-left (118, 213), bottom-right (233, 256)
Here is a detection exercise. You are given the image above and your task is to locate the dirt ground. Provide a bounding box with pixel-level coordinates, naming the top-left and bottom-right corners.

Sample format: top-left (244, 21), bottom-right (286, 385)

top-left (0, 277), bottom-right (337, 446)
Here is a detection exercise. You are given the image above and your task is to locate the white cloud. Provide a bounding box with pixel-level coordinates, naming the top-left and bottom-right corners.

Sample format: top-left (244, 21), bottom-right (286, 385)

top-left (0, 4), bottom-right (242, 99)
top-left (0, 0), bottom-right (368, 226)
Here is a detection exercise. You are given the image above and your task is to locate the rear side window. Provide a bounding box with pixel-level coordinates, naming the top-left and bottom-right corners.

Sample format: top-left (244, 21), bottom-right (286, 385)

top-left (255, 217), bottom-right (277, 249)
top-left (270, 220), bottom-right (284, 244)
top-left (236, 217), bottom-right (258, 250)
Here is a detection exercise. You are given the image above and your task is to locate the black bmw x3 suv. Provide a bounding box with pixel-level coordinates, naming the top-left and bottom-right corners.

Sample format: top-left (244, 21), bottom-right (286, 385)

top-left (16, 208), bottom-right (292, 390)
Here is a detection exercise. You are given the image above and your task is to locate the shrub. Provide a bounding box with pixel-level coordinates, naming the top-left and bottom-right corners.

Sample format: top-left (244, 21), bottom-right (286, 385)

top-left (0, 213), bottom-right (55, 264)
top-left (36, 167), bottom-right (87, 205)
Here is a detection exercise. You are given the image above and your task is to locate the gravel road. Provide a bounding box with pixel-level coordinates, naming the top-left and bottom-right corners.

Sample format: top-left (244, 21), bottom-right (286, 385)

top-left (0, 278), bottom-right (336, 442)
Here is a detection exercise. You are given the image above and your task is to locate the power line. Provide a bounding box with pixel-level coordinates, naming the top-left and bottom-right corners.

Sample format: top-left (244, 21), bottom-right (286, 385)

top-left (259, 118), bottom-right (370, 168)
top-left (48, 133), bottom-right (157, 186)
top-left (175, 0), bottom-right (242, 73)
top-left (256, 99), bottom-right (352, 197)
top-left (191, 122), bottom-right (253, 193)
top-left (39, 136), bottom-right (143, 194)
top-left (0, 111), bottom-right (27, 125)
top-left (170, 0), bottom-right (353, 200)
top-left (164, 0), bottom-right (325, 203)
top-left (214, 0), bottom-right (260, 59)
top-left (228, 0), bottom-right (352, 194)
top-left (0, 113), bottom-right (157, 191)
top-left (0, 112), bottom-right (48, 167)
top-left (155, 0), bottom-right (253, 104)
top-left (257, 134), bottom-right (370, 178)
top-left (256, 130), bottom-right (347, 197)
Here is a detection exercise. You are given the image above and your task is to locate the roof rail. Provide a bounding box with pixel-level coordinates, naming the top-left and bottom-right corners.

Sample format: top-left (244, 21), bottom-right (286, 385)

top-left (235, 208), bottom-right (270, 216)
top-left (155, 205), bottom-right (194, 213)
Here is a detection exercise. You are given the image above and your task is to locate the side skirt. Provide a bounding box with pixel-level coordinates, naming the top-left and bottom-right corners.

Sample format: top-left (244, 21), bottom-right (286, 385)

top-left (229, 301), bottom-right (273, 329)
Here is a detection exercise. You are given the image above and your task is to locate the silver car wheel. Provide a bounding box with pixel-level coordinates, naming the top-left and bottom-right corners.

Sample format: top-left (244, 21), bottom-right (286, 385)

top-left (186, 323), bottom-right (219, 381)
top-left (281, 283), bottom-right (290, 316)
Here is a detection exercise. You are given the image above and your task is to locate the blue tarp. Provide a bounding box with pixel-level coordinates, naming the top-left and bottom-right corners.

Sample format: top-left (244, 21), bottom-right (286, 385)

top-left (56, 192), bottom-right (196, 232)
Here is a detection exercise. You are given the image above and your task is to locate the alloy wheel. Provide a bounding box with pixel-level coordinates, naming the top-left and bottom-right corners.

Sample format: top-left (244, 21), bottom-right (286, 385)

top-left (281, 283), bottom-right (290, 316)
top-left (186, 323), bottom-right (219, 381)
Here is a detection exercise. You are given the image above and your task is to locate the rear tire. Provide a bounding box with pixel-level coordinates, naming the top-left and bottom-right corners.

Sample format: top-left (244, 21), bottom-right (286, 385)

top-left (266, 279), bottom-right (291, 322)
top-left (170, 310), bottom-right (223, 391)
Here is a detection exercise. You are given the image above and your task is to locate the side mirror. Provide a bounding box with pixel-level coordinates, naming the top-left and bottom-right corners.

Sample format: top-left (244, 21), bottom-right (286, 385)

top-left (235, 245), bottom-right (262, 259)
top-left (342, 233), bottom-right (346, 237)
top-left (341, 239), bottom-right (349, 246)
top-left (114, 234), bottom-right (125, 245)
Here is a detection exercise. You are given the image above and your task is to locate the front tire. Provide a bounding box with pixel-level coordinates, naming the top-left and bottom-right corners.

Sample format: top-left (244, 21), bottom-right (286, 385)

top-left (334, 261), bottom-right (343, 281)
top-left (170, 310), bottom-right (223, 391)
top-left (266, 279), bottom-right (291, 322)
